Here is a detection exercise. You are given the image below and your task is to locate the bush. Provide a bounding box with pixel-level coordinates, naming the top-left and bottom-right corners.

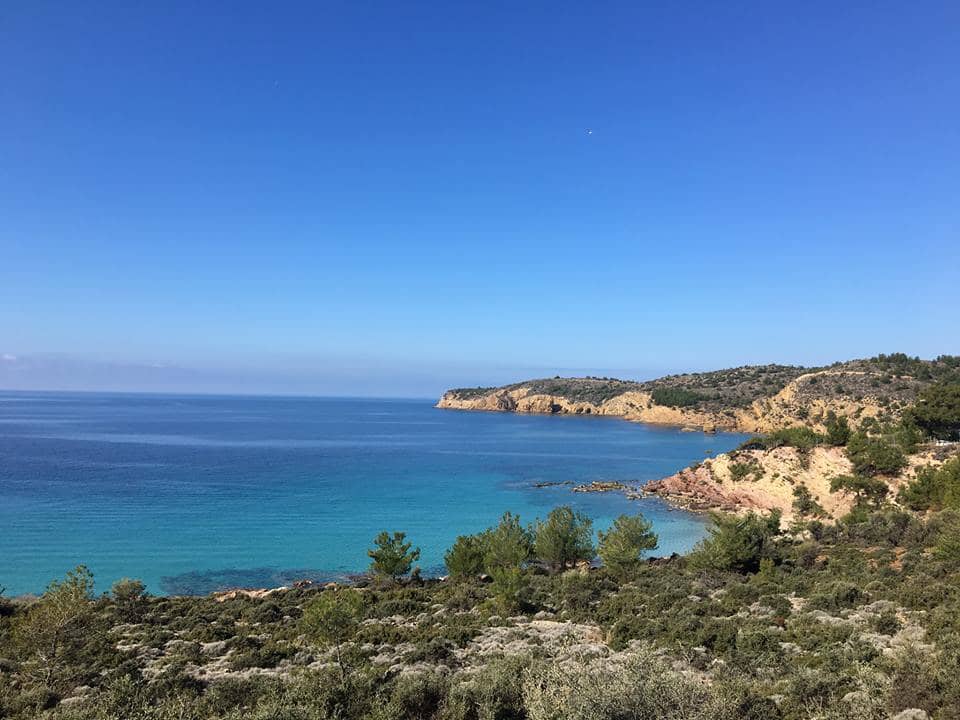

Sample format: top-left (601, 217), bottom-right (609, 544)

top-left (650, 387), bottom-right (707, 408)
top-left (824, 412), bottom-right (852, 446)
top-left (829, 474), bottom-right (889, 508)
top-left (368, 531), bottom-right (420, 580)
top-left (689, 512), bottom-right (781, 574)
top-left (907, 382), bottom-right (960, 441)
top-left (477, 512), bottom-right (534, 611)
top-left (12, 565), bottom-right (97, 691)
top-left (533, 506), bottom-right (594, 574)
top-left (597, 513), bottom-right (658, 578)
top-left (483, 512), bottom-right (533, 574)
top-left (444, 533), bottom-right (487, 580)
top-left (729, 461), bottom-right (762, 482)
top-left (845, 433), bottom-right (907, 477)
top-left (807, 581), bottom-right (864, 611)
top-left (301, 589), bottom-right (364, 678)
top-left (522, 648), bottom-right (750, 720)
top-left (792, 484), bottom-right (826, 518)
top-left (444, 655), bottom-right (530, 719)
top-left (899, 456), bottom-right (960, 511)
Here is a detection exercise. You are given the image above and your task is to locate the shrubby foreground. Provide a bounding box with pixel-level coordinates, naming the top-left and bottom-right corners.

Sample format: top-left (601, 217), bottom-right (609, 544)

top-left (3, 492), bottom-right (960, 719)
top-left (3, 370), bottom-right (959, 719)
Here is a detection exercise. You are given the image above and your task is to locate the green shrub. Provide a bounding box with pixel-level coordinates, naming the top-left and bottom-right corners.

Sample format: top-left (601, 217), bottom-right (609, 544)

top-left (522, 648), bottom-right (749, 720)
top-left (109, 578), bottom-right (147, 621)
top-left (483, 512), bottom-right (533, 574)
top-left (807, 581), bottom-right (864, 611)
top-left (443, 655), bottom-right (530, 720)
top-left (829, 474), bottom-right (889, 508)
top-left (597, 513), bottom-right (659, 578)
top-left (792, 484), bottom-right (826, 518)
top-left (824, 412), bottom-right (852, 446)
top-left (12, 565), bottom-right (99, 692)
top-left (368, 531), bottom-right (420, 580)
top-left (899, 456), bottom-right (960, 511)
top-left (907, 382), bottom-right (960, 441)
top-left (729, 461), bottom-right (763, 482)
top-left (533, 505), bottom-right (594, 574)
top-left (444, 533), bottom-right (487, 580)
top-left (845, 433), bottom-right (907, 477)
top-left (301, 589), bottom-right (364, 679)
top-left (689, 511), bottom-right (781, 574)
top-left (650, 387), bottom-right (707, 408)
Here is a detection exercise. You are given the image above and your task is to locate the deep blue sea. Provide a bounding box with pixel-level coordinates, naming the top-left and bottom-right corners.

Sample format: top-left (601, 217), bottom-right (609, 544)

top-left (0, 392), bottom-right (747, 596)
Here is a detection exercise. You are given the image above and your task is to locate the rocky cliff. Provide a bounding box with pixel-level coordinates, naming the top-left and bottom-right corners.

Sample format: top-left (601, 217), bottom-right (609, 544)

top-left (643, 445), bottom-right (947, 520)
top-left (437, 355), bottom-right (960, 434)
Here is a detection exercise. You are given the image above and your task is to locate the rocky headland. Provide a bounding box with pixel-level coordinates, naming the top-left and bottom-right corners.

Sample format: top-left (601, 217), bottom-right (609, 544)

top-left (440, 354), bottom-right (960, 518)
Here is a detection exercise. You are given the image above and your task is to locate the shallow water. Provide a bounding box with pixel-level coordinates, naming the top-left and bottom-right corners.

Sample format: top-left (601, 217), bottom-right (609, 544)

top-left (0, 392), bottom-right (747, 595)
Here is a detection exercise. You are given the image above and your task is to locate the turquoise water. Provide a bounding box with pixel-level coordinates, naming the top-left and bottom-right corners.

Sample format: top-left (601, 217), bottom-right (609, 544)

top-left (0, 392), bottom-right (747, 595)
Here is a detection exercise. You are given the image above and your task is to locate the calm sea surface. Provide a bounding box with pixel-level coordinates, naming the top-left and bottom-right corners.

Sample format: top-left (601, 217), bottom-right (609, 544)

top-left (0, 392), bottom-right (747, 595)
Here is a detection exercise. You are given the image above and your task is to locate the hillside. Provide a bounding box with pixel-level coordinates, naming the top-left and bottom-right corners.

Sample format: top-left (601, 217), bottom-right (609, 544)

top-left (438, 354), bottom-right (960, 433)
top-left (5, 463), bottom-right (960, 719)
top-left (3, 360), bottom-right (960, 719)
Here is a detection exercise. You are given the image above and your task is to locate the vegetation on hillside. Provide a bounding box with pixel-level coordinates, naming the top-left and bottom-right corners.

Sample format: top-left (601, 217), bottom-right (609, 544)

top-left (445, 354), bottom-right (960, 418)
top-left (3, 365), bottom-right (960, 719)
top-left (4, 488), bottom-right (960, 719)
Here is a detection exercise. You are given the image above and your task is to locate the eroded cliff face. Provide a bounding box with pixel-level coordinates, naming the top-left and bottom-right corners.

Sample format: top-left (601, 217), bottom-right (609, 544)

top-left (643, 446), bottom-right (942, 520)
top-left (644, 446), bottom-right (854, 520)
top-left (437, 387), bottom-right (636, 416)
top-left (734, 372), bottom-right (887, 434)
top-left (436, 387), bottom-right (730, 428)
top-left (438, 363), bottom-right (955, 519)
top-left (437, 371), bottom-right (890, 435)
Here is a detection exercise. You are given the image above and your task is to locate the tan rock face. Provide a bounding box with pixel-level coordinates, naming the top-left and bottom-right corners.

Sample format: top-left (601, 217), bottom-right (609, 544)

top-left (438, 367), bottom-right (952, 519)
top-left (644, 446), bottom-right (948, 520)
top-left (438, 371), bottom-right (894, 434)
top-left (645, 446), bottom-right (856, 520)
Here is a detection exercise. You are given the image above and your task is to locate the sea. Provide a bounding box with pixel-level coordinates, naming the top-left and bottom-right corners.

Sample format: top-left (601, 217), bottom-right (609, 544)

top-left (0, 392), bottom-right (748, 596)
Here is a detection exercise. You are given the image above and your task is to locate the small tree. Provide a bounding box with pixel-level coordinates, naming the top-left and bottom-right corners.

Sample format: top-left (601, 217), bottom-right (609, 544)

top-left (13, 565), bottom-right (95, 691)
top-left (597, 513), bottom-right (658, 578)
top-left (368, 531), bottom-right (420, 581)
top-left (444, 533), bottom-right (487, 580)
top-left (845, 433), bottom-right (907, 477)
top-left (900, 456), bottom-right (960, 511)
top-left (792, 484), bottom-right (826, 518)
top-left (111, 578), bottom-right (148, 621)
top-left (908, 382), bottom-right (960, 441)
top-left (483, 512), bottom-right (533, 610)
top-left (483, 512), bottom-right (532, 573)
top-left (533, 506), bottom-right (595, 574)
top-left (829, 474), bottom-right (889, 508)
top-left (301, 589), bottom-right (364, 682)
top-left (689, 511), bottom-right (781, 574)
top-left (824, 412), bottom-right (851, 446)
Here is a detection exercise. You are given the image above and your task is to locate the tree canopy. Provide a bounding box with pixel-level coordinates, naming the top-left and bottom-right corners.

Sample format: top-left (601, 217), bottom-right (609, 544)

top-left (908, 383), bottom-right (960, 441)
top-left (533, 506), bottom-right (595, 574)
top-left (368, 531), bottom-right (420, 580)
top-left (598, 513), bottom-right (658, 577)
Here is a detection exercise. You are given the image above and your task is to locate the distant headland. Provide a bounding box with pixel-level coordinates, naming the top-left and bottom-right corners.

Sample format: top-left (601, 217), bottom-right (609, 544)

top-left (438, 353), bottom-right (960, 434)
top-left (440, 354), bottom-right (960, 520)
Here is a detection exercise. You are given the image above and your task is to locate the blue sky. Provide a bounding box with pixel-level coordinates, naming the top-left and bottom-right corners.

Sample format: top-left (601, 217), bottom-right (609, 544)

top-left (2, 2), bottom-right (958, 396)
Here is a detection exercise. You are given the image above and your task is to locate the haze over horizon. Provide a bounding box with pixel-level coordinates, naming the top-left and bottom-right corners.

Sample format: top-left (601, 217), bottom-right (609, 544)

top-left (3, 2), bottom-right (958, 396)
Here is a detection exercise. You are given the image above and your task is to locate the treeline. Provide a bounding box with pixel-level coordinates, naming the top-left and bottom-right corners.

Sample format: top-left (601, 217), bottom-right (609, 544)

top-left (367, 506), bottom-right (658, 609)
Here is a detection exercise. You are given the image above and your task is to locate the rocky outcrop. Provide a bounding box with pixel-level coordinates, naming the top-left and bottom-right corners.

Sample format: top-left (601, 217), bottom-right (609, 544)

top-left (643, 446), bottom-right (945, 520)
top-left (436, 386), bottom-right (736, 430)
top-left (438, 370), bottom-right (899, 434)
top-left (644, 446), bottom-right (854, 519)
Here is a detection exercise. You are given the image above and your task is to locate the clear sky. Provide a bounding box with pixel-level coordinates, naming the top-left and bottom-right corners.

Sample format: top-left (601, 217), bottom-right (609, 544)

top-left (2, 2), bottom-right (958, 396)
